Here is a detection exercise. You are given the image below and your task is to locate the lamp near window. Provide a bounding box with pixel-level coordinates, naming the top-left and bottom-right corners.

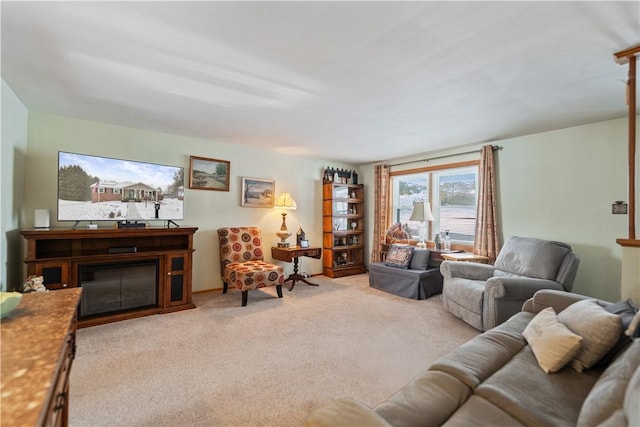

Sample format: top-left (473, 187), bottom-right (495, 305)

top-left (274, 192), bottom-right (297, 247)
top-left (409, 201), bottom-right (434, 249)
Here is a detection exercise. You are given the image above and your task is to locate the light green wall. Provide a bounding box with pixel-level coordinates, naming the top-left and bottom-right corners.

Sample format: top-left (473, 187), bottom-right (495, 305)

top-left (8, 101), bottom-right (635, 300)
top-left (1, 80), bottom-right (28, 291)
top-left (363, 117), bottom-right (632, 301)
top-left (24, 111), bottom-right (354, 292)
top-left (497, 120), bottom-right (628, 301)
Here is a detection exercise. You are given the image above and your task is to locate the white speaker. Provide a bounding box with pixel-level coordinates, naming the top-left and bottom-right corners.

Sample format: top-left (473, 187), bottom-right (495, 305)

top-left (34, 209), bottom-right (50, 228)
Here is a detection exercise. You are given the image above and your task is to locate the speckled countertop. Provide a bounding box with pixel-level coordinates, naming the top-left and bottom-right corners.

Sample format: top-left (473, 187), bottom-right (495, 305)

top-left (1, 288), bottom-right (82, 427)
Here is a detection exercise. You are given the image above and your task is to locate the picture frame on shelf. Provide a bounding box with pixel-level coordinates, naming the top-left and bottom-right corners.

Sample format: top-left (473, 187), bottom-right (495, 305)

top-left (300, 240), bottom-right (309, 248)
top-left (189, 156), bottom-right (230, 191)
top-left (241, 177), bottom-right (275, 207)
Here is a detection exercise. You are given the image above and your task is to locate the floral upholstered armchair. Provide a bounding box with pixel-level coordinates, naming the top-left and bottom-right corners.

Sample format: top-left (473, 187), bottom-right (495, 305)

top-left (217, 227), bottom-right (285, 306)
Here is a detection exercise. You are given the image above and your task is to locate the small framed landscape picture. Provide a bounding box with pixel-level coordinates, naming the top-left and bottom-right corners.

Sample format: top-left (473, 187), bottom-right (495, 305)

top-left (189, 156), bottom-right (230, 191)
top-left (241, 177), bottom-right (275, 207)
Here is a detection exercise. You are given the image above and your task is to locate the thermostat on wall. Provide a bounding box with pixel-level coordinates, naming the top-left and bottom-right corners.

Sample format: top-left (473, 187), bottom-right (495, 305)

top-left (612, 201), bottom-right (628, 214)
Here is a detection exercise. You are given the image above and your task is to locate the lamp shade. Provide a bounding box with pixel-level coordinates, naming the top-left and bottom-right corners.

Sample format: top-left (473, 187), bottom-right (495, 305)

top-left (409, 201), bottom-right (434, 222)
top-left (274, 192), bottom-right (297, 210)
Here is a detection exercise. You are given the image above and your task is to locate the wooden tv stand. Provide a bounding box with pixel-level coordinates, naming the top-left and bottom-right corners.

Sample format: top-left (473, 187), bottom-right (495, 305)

top-left (20, 226), bottom-right (198, 327)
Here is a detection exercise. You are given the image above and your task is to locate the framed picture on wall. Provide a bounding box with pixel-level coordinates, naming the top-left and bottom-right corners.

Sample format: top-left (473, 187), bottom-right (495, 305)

top-left (189, 156), bottom-right (230, 191)
top-left (241, 177), bottom-right (275, 207)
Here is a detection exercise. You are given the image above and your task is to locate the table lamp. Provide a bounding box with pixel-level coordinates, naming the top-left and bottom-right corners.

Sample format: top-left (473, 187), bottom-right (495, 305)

top-left (409, 201), bottom-right (434, 249)
top-left (274, 192), bottom-right (297, 247)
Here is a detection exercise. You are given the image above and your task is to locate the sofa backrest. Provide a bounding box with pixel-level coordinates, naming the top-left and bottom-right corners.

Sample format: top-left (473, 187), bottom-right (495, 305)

top-left (494, 236), bottom-right (579, 290)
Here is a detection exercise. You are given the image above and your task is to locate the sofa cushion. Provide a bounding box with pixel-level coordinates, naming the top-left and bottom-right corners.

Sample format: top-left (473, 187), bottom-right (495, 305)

top-left (576, 339), bottom-right (640, 427)
top-left (557, 299), bottom-right (621, 372)
top-left (384, 245), bottom-right (414, 269)
top-left (442, 395), bottom-right (526, 427)
top-left (598, 410), bottom-right (629, 427)
top-left (305, 398), bottom-right (390, 427)
top-left (492, 269), bottom-right (523, 279)
top-left (374, 370), bottom-right (471, 427)
top-left (430, 312), bottom-right (531, 388)
top-left (523, 307), bottom-right (583, 373)
top-left (475, 346), bottom-right (602, 427)
top-left (624, 365), bottom-right (640, 427)
top-left (409, 249), bottom-right (431, 270)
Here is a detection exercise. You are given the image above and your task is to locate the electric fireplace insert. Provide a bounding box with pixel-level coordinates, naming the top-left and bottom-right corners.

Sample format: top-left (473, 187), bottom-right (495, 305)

top-left (78, 260), bottom-right (158, 319)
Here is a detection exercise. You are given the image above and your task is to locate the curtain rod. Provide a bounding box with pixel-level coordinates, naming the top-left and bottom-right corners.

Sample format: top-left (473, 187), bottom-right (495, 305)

top-left (387, 145), bottom-right (502, 168)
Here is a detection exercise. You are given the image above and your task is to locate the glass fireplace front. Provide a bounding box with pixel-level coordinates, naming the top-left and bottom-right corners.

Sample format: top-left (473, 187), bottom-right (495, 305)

top-left (79, 260), bottom-right (158, 318)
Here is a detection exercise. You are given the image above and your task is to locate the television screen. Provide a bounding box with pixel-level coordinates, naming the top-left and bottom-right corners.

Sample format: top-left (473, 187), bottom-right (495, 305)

top-left (57, 151), bottom-right (184, 222)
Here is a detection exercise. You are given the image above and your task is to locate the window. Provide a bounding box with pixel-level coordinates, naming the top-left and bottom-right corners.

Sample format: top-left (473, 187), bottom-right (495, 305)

top-left (390, 163), bottom-right (478, 245)
top-left (390, 173), bottom-right (428, 239)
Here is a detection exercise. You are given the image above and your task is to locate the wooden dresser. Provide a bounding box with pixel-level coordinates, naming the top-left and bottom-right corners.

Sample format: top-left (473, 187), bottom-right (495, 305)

top-left (1, 288), bottom-right (82, 427)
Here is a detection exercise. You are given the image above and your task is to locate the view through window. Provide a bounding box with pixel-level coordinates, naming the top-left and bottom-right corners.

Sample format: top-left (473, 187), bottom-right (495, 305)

top-left (391, 165), bottom-right (478, 244)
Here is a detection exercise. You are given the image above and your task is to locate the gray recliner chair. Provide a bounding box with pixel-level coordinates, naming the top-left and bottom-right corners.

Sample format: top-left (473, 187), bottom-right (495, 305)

top-left (440, 236), bottom-right (580, 331)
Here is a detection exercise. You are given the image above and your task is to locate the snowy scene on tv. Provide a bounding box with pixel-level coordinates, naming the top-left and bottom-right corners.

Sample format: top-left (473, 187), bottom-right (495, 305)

top-left (57, 152), bottom-right (184, 221)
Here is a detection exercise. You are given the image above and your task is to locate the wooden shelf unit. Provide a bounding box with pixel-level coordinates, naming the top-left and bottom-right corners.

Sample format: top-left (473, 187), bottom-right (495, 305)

top-left (20, 227), bottom-right (198, 327)
top-left (322, 183), bottom-right (366, 278)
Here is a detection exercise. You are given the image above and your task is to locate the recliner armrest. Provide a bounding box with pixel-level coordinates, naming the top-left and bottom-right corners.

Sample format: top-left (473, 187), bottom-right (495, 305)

top-left (440, 261), bottom-right (495, 281)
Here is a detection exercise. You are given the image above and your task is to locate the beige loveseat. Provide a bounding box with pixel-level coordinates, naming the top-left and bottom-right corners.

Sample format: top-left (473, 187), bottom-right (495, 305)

top-left (305, 290), bottom-right (639, 427)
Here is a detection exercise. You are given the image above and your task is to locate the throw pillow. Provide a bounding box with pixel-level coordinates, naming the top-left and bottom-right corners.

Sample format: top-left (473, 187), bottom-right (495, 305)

top-left (384, 245), bottom-right (415, 269)
top-left (409, 249), bottom-right (431, 270)
top-left (523, 307), bottom-right (583, 374)
top-left (557, 299), bottom-right (622, 372)
top-left (595, 299), bottom-right (639, 367)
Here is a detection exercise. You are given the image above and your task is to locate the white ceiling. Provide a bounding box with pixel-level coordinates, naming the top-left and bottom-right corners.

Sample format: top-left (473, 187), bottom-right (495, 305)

top-left (2, 1), bottom-right (639, 164)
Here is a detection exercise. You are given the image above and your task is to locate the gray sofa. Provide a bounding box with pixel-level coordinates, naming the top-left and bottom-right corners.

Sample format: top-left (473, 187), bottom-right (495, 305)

top-left (369, 248), bottom-right (443, 300)
top-left (305, 290), bottom-right (639, 427)
top-left (441, 236), bottom-right (580, 331)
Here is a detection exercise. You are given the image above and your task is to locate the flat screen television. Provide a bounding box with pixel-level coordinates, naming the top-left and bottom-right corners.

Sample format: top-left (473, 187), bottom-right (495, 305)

top-left (57, 151), bottom-right (184, 223)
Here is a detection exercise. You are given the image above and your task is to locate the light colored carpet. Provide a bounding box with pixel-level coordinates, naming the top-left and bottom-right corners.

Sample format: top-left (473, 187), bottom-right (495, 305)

top-left (70, 273), bottom-right (478, 427)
